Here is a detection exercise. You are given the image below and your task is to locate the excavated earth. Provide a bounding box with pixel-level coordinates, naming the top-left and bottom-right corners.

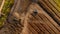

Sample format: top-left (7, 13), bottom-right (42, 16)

top-left (0, 0), bottom-right (60, 34)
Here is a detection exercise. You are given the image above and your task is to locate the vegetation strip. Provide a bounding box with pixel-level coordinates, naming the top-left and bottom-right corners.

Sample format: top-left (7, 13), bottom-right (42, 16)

top-left (0, 0), bottom-right (14, 27)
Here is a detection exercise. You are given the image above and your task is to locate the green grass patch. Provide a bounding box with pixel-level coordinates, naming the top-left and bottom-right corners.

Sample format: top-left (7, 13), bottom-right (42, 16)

top-left (0, 0), bottom-right (14, 27)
